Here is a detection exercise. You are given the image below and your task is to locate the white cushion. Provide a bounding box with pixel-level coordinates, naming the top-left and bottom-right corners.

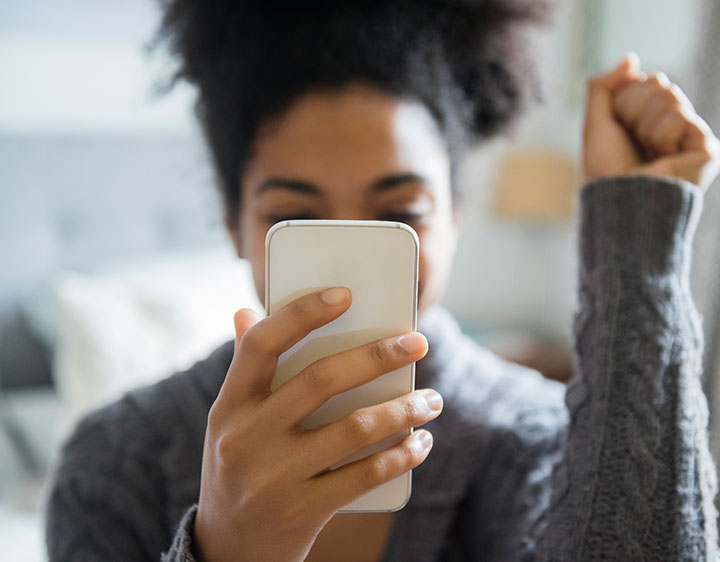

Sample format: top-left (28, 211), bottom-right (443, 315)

top-left (32, 247), bottom-right (262, 423)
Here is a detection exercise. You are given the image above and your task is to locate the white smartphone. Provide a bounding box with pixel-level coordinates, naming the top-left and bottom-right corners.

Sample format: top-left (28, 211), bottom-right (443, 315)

top-left (265, 219), bottom-right (419, 512)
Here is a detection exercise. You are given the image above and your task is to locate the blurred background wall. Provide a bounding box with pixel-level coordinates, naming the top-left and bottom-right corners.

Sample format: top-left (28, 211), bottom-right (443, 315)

top-left (0, 0), bottom-right (715, 559)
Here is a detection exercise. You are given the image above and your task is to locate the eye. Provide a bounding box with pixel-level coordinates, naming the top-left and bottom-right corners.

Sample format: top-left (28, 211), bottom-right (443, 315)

top-left (378, 211), bottom-right (427, 224)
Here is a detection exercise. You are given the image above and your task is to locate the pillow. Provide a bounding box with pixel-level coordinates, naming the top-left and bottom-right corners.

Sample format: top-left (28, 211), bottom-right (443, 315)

top-left (30, 247), bottom-right (262, 423)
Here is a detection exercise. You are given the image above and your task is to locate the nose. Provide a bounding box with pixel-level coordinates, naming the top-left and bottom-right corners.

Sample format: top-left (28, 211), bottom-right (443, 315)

top-left (327, 204), bottom-right (369, 221)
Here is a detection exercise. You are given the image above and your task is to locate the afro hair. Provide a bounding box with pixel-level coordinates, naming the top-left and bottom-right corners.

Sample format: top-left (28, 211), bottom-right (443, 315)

top-left (156, 0), bottom-right (554, 225)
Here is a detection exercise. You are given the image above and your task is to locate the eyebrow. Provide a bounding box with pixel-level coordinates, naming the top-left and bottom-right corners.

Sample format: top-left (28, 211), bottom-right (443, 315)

top-left (371, 173), bottom-right (426, 191)
top-left (254, 178), bottom-right (322, 196)
top-left (253, 172), bottom-right (428, 196)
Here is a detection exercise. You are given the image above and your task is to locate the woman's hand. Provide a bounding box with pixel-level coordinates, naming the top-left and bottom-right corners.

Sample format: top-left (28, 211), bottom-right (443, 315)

top-left (193, 288), bottom-right (441, 562)
top-left (583, 53), bottom-right (720, 191)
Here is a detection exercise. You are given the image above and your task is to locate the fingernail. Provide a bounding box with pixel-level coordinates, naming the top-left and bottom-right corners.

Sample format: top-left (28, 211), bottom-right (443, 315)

top-left (397, 333), bottom-right (427, 354)
top-left (413, 430), bottom-right (433, 452)
top-left (321, 287), bottom-right (350, 306)
top-left (655, 71), bottom-right (670, 87)
top-left (626, 51), bottom-right (639, 65)
top-left (420, 389), bottom-right (443, 412)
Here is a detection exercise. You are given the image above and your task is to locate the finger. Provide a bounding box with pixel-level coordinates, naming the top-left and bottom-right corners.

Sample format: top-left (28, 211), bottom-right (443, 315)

top-left (640, 151), bottom-right (717, 189)
top-left (223, 288), bottom-right (352, 401)
top-left (247, 287), bottom-right (351, 356)
top-left (613, 79), bottom-right (672, 130)
top-left (680, 112), bottom-right (716, 153)
top-left (670, 83), bottom-right (696, 113)
top-left (298, 389), bottom-right (442, 477)
top-left (632, 119), bottom-right (720, 190)
top-left (219, 309), bottom-right (263, 404)
top-left (585, 53), bottom-right (641, 132)
top-left (647, 110), bottom-right (687, 156)
top-left (635, 88), bottom-right (683, 153)
top-left (675, 117), bottom-right (720, 183)
top-left (645, 73), bottom-right (696, 114)
top-left (233, 308), bottom-right (262, 352)
top-left (311, 429), bottom-right (433, 512)
top-left (263, 332), bottom-right (428, 429)
top-left (591, 52), bottom-right (641, 91)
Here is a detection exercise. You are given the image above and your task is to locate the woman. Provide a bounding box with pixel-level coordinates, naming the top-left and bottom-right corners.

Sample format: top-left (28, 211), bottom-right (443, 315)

top-left (47, 1), bottom-right (720, 561)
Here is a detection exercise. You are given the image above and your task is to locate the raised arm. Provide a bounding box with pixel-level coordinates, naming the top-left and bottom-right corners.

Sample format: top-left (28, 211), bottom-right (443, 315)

top-left (537, 55), bottom-right (720, 561)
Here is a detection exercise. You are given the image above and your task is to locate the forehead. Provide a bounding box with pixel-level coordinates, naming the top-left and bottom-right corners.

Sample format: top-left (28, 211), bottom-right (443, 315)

top-left (243, 84), bottom-right (450, 191)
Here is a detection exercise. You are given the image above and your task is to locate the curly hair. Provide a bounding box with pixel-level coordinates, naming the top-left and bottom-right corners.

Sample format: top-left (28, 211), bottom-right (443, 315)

top-left (156, 0), bottom-right (553, 226)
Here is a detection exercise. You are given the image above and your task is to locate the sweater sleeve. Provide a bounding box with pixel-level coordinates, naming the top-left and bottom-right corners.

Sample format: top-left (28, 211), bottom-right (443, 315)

top-left (45, 407), bottom-right (202, 562)
top-left (534, 175), bottom-right (719, 561)
top-left (162, 506), bottom-right (200, 562)
top-left (47, 469), bottom-right (199, 562)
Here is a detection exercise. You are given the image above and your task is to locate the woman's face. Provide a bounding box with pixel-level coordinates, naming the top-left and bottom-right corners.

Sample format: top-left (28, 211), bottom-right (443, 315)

top-left (230, 83), bottom-right (459, 317)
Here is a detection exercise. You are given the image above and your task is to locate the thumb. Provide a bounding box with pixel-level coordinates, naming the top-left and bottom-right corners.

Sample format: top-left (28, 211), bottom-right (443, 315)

top-left (593, 52), bottom-right (641, 91)
top-left (638, 150), bottom-right (720, 192)
top-left (585, 53), bottom-right (641, 130)
top-left (234, 308), bottom-right (262, 351)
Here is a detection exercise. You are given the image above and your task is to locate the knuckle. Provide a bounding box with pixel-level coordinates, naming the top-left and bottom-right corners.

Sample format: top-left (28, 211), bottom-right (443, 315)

top-left (368, 340), bottom-right (394, 366)
top-left (669, 107), bottom-right (687, 123)
top-left (649, 73), bottom-right (671, 88)
top-left (671, 85), bottom-right (693, 108)
top-left (212, 414), bottom-right (254, 469)
top-left (362, 457), bottom-right (389, 489)
top-left (215, 432), bottom-right (239, 468)
top-left (206, 403), bottom-right (225, 432)
top-left (301, 362), bottom-right (333, 395)
top-left (710, 136), bottom-right (720, 157)
top-left (658, 89), bottom-right (679, 107)
top-left (239, 327), bottom-right (267, 356)
top-left (700, 142), bottom-right (715, 161)
top-left (403, 395), bottom-right (428, 423)
top-left (344, 412), bottom-right (375, 445)
top-left (289, 296), bottom-right (313, 320)
top-left (689, 119), bottom-right (709, 137)
top-left (407, 436), bottom-right (428, 464)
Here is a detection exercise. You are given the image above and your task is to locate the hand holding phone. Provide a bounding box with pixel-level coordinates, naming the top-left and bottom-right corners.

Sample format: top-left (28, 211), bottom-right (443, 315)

top-left (193, 221), bottom-right (442, 562)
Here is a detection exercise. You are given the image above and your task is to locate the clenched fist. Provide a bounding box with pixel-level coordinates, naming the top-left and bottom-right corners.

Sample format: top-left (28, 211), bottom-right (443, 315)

top-left (584, 53), bottom-right (720, 191)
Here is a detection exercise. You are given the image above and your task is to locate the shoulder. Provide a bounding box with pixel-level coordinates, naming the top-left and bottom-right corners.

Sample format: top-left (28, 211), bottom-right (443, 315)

top-left (421, 307), bottom-right (567, 444)
top-left (458, 341), bottom-right (567, 449)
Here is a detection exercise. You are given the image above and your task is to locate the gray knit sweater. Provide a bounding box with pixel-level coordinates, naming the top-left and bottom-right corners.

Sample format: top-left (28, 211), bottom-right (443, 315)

top-left (46, 176), bottom-right (718, 561)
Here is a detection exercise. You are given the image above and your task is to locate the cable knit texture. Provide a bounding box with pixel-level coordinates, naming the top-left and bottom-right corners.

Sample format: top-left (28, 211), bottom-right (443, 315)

top-left (533, 176), bottom-right (718, 561)
top-left (46, 176), bottom-right (718, 561)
